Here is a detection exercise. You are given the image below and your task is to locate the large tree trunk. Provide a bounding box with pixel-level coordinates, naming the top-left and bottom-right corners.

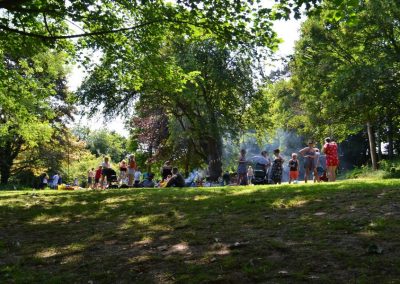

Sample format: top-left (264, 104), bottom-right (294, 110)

top-left (367, 122), bottom-right (378, 170)
top-left (387, 117), bottom-right (394, 160)
top-left (377, 128), bottom-right (382, 161)
top-left (0, 162), bottom-right (12, 185)
top-left (202, 135), bottom-right (222, 181)
top-left (0, 141), bottom-right (19, 185)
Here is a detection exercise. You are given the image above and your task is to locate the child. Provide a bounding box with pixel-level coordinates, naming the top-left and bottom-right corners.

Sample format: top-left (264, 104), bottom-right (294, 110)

top-left (94, 165), bottom-right (102, 189)
top-left (270, 149), bottom-right (284, 184)
top-left (288, 153), bottom-right (299, 184)
top-left (134, 168), bottom-right (142, 187)
top-left (87, 168), bottom-right (95, 188)
top-left (237, 149), bottom-right (247, 185)
top-left (247, 166), bottom-right (254, 185)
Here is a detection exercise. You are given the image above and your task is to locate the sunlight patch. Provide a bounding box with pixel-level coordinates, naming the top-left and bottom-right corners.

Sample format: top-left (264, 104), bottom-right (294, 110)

top-left (36, 248), bottom-right (59, 259)
top-left (128, 255), bottom-right (152, 264)
top-left (30, 215), bottom-right (70, 224)
top-left (271, 197), bottom-right (309, 208)
top-left (61, 254), bottom-right (83, 265)
top-left (358, 230), bottom-right (378, 237)
top-left (193, 195), bottom-right (210, 201)
top-left (169, 242), bottom-right (189, 253)
top-left (133, 237), bottom-right (153, 246)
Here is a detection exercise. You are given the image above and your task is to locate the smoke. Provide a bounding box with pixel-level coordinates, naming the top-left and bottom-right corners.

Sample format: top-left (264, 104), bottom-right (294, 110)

top-left (223, 129), bottom-right (326, 182)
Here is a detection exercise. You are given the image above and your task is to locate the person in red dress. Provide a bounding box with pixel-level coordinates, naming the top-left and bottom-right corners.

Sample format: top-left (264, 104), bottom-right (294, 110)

top-left (322, 137), bottom-right (339, 181)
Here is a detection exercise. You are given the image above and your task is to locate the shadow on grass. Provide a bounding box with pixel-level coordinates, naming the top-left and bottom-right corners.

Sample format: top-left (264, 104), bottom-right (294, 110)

top-left (1, 180), bottom-right (400, 283)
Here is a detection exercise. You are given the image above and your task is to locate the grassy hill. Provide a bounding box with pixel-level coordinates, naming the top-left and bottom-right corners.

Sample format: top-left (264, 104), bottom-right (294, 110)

top-left (1, 179), bottom-right (400, 283)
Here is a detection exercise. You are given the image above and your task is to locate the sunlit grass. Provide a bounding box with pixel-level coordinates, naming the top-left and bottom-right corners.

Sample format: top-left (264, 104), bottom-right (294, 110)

top-left (0, 179), bottom-right (399, 283)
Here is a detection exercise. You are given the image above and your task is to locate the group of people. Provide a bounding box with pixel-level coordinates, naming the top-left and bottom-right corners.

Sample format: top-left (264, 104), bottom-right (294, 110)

top-left (87, 155), bottom-right (155, 189)
top-left (38, 173), bottom-right (62, 189)
top-left (39, 138), bottom-right (338, 190)
top-left (238, 137), bottom-right (339, 185)
top-left (86, 157), bottom-right (187, 189)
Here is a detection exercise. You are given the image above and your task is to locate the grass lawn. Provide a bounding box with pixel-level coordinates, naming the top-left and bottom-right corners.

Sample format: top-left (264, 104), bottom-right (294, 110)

top-left (1, 179), bottom-right (400, 283)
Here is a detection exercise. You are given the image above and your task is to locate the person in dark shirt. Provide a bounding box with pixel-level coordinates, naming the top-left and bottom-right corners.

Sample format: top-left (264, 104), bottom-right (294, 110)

top-left (166, 167), bottom-right (185, 188)
top-left (222, 171), bottom-right (230, 185)
top-left (161, 160), bottom-right (173, 181)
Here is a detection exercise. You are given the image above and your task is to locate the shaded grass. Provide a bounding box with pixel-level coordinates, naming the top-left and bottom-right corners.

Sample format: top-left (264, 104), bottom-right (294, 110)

top-left (1, 179), bottom-right (400, 283)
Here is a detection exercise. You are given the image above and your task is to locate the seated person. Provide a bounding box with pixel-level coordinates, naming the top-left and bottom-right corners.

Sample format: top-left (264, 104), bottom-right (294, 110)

top-left (166, 168), bottom-right (185, 188)
top-left (160, 175), bottom-right (172, 188)
top-left (161, 161), bottom-right (173, 181)
top-left (141, 173), bottom-right (155, 188)
top-left (222, 171), bottom-right (230, 185)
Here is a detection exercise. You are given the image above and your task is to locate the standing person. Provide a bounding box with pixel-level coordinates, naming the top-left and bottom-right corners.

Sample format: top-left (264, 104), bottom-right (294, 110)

top-left (119, 160), bottom-right (128, 184)
top-left (313, 149), bottom-right (321, 183)
top-left (237, 149), bottom-right (248, 185)
top-left (134, 168), bottom-right (142, 187)
top-left (100, 156), bottom-right (112, 189)
top-left (322, 137), bottom-right (339, 181)
top-left (51, 173), bottom-right (59, 189)
top-left (247, 166), bottom-right (254, 185)
top-left (299, 141), bottom-right (318, 183)
top-left (87, 168), bottom-right (95, 188)
top-left (161, 161), bottom-right (173, 181)
top-left (127, 155), bottom-right (137, 186)
top-left (39, 173), bottom-right (49, 189)
top-left (288, 153), bottom-right (299, 184)
top-left (94, 165), bottom-right (102, 189)
top-left (261, 150), bottom-right (272, 183)
top-left (270, 149), bottom-right (284, 184)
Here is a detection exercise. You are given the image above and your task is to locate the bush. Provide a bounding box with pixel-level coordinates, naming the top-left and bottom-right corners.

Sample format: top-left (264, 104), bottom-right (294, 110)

top-left (346, 159), bottom-right (400, 180)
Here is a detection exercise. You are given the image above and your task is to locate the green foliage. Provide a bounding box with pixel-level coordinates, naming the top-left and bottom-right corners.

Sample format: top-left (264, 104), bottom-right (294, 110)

top-left (346, 159), bottom-right (400, 180)
top-left (73, 127), bottom-right (128, 163)
top-left (379, 159), bottom-right (400, 179)
top-left (0, 45), bottom-right (74, 184)
top-left (67, 152), bottom-right (101, 187)
top-left (80, 37), bottom-right (258, 179)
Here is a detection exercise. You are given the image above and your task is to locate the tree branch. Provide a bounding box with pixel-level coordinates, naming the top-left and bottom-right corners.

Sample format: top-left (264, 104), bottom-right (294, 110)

top-left (0, 19), bottom-right (165, 40)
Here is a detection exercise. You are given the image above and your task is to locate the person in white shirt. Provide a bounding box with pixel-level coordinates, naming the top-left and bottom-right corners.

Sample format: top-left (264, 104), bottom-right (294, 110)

top-left (51, 173), bottom-right (59, 189)
top-left (134, 168), bottom-right (142, 187)
top-left (100, 156), bottom-right (111, 189)
top-left (314, 148), bottom-right (321, 183)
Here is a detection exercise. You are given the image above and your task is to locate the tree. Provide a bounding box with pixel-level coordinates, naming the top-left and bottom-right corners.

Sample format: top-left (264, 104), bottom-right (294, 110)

top-left (73, 127), bottom-right (128, 163)
top-left (0, 48), bottom-right (74, 184)
top-left (80, 37), bottom-right (257, 180)
top-left (262, 0), bottom-right (400, 169)
top-left (0, 0), bottom-right (311, 43)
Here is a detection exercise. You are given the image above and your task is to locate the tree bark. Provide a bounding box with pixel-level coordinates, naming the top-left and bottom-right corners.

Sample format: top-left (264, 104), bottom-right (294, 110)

top-left (0, 141), bottom-right (18, 185)
top-left (0, 162), bottom-right (12, 185)
top-left (387, 117), bottom-right (394, 160)
top-left (377, 128), bottom-right (382, 161)
top-left (367, 122), bottom-right (378, 170)
top-left (202, 136), bottom-right (223, 181)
